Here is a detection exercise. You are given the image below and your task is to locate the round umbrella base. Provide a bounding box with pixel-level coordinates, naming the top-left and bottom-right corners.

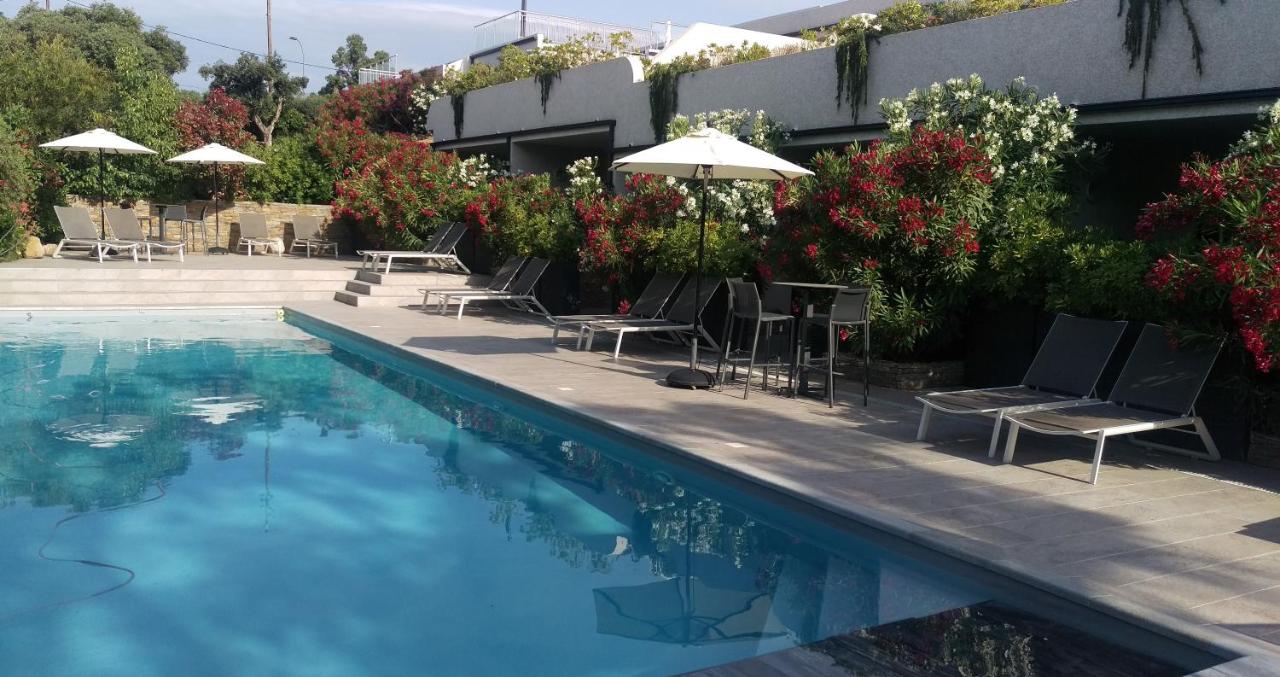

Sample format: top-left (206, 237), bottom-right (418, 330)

top-left (664, 367), bottom-right (716, 390)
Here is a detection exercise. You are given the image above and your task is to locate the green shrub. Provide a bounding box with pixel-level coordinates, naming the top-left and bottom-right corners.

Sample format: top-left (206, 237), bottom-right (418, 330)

top-left (243, 135), bottom-right (336, 205)
top-left (1045, 234), bottom-right (1159, 320)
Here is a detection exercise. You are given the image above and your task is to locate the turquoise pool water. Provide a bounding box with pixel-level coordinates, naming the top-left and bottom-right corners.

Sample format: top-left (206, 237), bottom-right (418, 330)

top-left (0, 314), bottom-right (1218, 676)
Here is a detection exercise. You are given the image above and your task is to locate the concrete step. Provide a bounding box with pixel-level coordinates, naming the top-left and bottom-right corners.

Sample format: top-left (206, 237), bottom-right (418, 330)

top-left (0, 290), bottom-right (339, 308)
top-left (0, 279), bottom-right (348, 293)
top-left (334, 290), bottom-right (428, 308)
top-left (354, 269), bottom-right (484, 286)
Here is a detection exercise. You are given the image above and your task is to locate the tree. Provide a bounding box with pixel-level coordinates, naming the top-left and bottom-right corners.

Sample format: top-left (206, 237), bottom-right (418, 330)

top-left (199, 53), bottom-right (307, 147)
top-left (174, 88), bottom-right (254, 200)
top-left (2, 2), bottom-right (186, 77)
top-left (0, 36), bottom-right (110, 141)
top-left (321, 33), bottom-right (390, 95)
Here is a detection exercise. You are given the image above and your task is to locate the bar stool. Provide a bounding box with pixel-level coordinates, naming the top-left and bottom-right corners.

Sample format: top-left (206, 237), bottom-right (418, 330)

top-left (808, 287), bottom-right (872, 407)
top-left (173, 205), bottom-right (209, 252)
top-left (717, 280), bottom-right (795, 399)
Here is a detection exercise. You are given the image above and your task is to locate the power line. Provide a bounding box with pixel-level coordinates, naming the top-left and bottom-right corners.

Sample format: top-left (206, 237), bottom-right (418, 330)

top-left (57, 0), bottom-right (342, 72)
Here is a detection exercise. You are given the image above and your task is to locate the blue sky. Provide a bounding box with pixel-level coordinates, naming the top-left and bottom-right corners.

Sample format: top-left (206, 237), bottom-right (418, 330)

top-left (46, 0), bottom-right (823, 91)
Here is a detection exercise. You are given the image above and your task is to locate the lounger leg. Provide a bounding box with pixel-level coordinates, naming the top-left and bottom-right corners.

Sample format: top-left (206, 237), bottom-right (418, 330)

top-left (178, 246), bottom-right (184, 263)
top-left (1002, 422), bottom-right (1021, 464)
top-left (552, 323), bottom-right (561, 345)
top-left (745, 321), bottom-right (761, 400)
top-left (456, 298), bottom-right (467, 320)
top-left (385, 257), bottom-right (392, 275)
top-left (577, 325), bottom-right (587, 351)
top-left (585, 327), bottom-right (597, 352)
top-left (916, 405), bottom-right (932, 441)
top-left (827, 323), bottom-right (836, 409)
top-left (438, 295), bottom-right (449, 315)
top-left (1194, 418), bottom-right (1222, 461)
top-left (613, 331), bottom-right (624, 361)
top-left (1089, 434), bottom-right (1108, 485)
top-left (145, 245), bottom-right (151, 263)
top-left (55, 240), bottom-right (67, 258)
top-left (96, 243), bottom-right (105, 263)
top-left (987, 410), bottom-right (1005, 458)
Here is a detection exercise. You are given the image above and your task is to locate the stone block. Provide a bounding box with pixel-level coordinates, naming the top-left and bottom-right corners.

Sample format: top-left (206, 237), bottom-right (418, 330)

top-left (22, 236), bottom-right (43, 259)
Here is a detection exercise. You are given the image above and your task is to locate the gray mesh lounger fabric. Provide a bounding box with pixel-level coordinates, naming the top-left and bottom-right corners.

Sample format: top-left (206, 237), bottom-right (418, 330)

top-left (582, 278), bottom-right (723, 360)
top-left (916, 315), bottom-right (1128, 457)
top-left (436, 258), bottom-right (551, 319)
top-left (550, 273), bottom-right (685, 345)
top-left (421, 256), bottom-right (526, 312)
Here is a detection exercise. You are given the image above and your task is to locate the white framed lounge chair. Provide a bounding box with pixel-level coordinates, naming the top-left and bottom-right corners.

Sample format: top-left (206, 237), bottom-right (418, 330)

top-left (1002, 324), bottom-right (1224, 485)
top-left (358, 222), bottom-right (471, 274)
top-left (917, 314), bottom-right (1129, 457)
top-left (550, 272), bottom-right (685, 346)
top-left (236, 213), bottom-right (278, 256)
top-left (582, 277), bottom-right (723, 360)
top-left (105, 207), bottom-right (185, 262)
top-left (436, 257), bottom-right (551, 319)
top-left (52, 205), bottom-right (140, 263)
top-left (288, 215), bottom-right (338, 258)
top-left (419, 256), bottom-right (526, 312)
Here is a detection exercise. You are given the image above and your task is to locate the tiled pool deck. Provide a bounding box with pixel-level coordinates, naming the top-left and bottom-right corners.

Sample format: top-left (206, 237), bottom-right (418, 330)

top-left (287, 300), bottom-right (1280, 656)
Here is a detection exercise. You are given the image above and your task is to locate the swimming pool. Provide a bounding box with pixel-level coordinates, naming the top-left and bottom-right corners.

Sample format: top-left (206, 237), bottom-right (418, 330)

top-left (0, 313), bottom-right (1229, 675)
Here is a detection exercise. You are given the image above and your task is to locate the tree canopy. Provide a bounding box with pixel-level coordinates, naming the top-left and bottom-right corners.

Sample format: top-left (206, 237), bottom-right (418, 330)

top-left (199, 53), bottom-right (308, 147)
top-left (1, 2), bottom-right (186, 76)
top-left (321, 33), bottom-right (390, 95)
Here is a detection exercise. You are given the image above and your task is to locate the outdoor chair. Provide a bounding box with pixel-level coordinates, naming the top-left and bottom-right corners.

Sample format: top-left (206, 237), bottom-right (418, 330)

top-left (358, 222), bottom-right (471, 274)
top-left (236, 213), bottom-right (278, 256)
top-left (420, 256), bottom-right (527, 312)
top-left (52, 205), bottom-right (140, 263)
top-left (1002, 324), bottom-right (1223, 484)
top-left (435, 257), bottom-right (551, 319)
top-left (165, 205), bottom-right (209, 251)
top-left (549, 272), bottom-right (685, 346)
top-left (288, 215), bottom-right (338, 258)
top-left (917, 314), bottom-right (1129, 457)
top-left (104, 207), bottom-right (185, 262)
top-left (582, 277), bottom-right (724, 361)
top-left (717, 280), bottom-right (794, 399)
top-left (801, 287), bottom-right (873, 407)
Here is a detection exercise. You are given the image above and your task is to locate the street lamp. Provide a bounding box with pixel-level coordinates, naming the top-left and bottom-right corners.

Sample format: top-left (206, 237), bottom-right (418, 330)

top-left (288, 36), bottom-right (305, 82)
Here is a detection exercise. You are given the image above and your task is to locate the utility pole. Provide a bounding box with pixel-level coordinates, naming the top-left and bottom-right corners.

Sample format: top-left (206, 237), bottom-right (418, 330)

top-left (520, 0), bottom-right (527, 38)
top-left (266, 0), bottom-right (274, 56)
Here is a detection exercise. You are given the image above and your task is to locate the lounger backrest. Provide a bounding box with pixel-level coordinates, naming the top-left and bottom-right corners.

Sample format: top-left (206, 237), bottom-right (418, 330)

top-left (486, 256), bottom-right (526, 291)
top-left (54, 206), bottom-right (99, 240)
top-left (1022, 314), bottom-right (1129, 397)
top-left (631, 273), bottom-right (685, 318)
top-left (433, 222), bottom-right (468, 254)
top-left (104, 207), bottom-right (144, 241)
top-left (509, 257), bottom-right (549, 295)
top-left (666, 277), bottom-right (722, 324)
top-left (1107, 324), bottom-right (1223, 416)
top-left (239, 213), bottom-right (269, 239)
top-left (419, 223), bottom-right (451, 253)
top-left (292, 215), bottom-right (322, 241)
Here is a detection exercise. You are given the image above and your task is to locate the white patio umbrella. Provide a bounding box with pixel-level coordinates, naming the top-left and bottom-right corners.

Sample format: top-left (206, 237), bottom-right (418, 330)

top-left (610, 128), bottom-right (813, 389)
top-left (40, 128), bottom-right (157, 238)
top-left (168, 143), bottom-right (265, 254)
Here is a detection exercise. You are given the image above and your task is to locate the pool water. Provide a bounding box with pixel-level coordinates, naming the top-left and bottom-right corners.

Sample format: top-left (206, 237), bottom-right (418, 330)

top-left (0, 315), bottom-right (1218, 676)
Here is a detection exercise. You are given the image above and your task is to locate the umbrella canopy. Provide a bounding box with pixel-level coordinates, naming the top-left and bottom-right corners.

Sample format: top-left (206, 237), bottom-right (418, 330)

top-left (608, 127), bottom-right (813, 389)
top-left (168, 143), bottom-right (265, 166)
top-left (167, 144), bottom-right (265, 254)
top-left (609, 128), bottom-right (811, 181)
top-left (40, 129), bottom-right (157, 238)
top-left (40, 128), bottom-right (157, 156)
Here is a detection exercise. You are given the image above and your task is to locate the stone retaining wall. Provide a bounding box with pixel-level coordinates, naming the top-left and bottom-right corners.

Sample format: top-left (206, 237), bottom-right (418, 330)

top-left (68, 197), bottom-right (350, 254)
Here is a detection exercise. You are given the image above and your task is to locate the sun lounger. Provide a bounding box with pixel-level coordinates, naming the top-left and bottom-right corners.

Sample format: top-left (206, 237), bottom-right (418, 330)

top-left (917, 314), bottom-right (1128, 457)
top-left (419, 256), bottom-right (526, 312)
top-left (436, 257), bottom-right (551, 319)
top-left (1002, 324), bottom-right (1223, 484)
top-left (104, 207), bottom-right (185, 262)
top-left (288, 215), bottom-right (338, 257)
top-left (52, 205), bottom-right (140, 262)
top-left (582, 277), bottom-right (723, 360)
top-left (358, 222), bottom-right (471, 274)
top-left (236, 213), bottom-right (278, 256)
top-left (549, 272), bottom-right (685, 346)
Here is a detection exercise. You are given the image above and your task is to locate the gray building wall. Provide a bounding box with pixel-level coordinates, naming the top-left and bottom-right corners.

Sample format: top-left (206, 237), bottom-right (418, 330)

top-left (734, 0), bottom-right (901, 35)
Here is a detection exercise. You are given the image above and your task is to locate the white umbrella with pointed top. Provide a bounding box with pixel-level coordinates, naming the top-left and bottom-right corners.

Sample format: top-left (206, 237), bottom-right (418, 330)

top-left (40, 128), bottom-right (157, 238)
top-left (168, 143), bottom-right (265, 254)
top-left (610, 128), bottom-right (813, 389)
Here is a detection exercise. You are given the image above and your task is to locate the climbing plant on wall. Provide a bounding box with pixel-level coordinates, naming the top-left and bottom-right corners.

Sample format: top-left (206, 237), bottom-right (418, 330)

top-left (834, 15), bottom-right (877, 122)
top-left (1119, 0), bottom-right (1227, 98)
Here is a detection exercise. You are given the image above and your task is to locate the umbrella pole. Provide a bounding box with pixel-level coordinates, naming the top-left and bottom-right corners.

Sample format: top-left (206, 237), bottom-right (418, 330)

top-left (98, 148), bottom-right (106, 238)
top-left (665, 169), bottom-right (715, 390)
top-left (210, 162), bottom-right (227, 255)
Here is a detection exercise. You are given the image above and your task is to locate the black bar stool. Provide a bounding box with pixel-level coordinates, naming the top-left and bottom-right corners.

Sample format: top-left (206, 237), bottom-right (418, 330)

top-left (808, 287), bottom-right (872, 407)
top-left (718, 281), bottom-right (795, 399)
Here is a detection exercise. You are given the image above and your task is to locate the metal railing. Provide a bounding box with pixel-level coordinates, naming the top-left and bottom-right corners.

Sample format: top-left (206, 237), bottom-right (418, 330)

top-left (358, 55), bottom-right (399, 85)
top-left (473, 10), bottom-right (681, 55)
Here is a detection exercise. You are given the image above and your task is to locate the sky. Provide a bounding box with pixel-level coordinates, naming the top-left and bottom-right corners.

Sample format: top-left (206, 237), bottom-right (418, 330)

top-left (37, 0), bottom-right (826, 92)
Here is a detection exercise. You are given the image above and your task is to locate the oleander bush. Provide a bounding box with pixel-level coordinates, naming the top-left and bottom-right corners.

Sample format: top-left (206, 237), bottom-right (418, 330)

top-left (0, 120), bottom-right (37, 261)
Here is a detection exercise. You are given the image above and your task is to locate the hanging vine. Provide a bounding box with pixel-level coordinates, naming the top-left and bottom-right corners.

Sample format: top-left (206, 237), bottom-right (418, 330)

top-left (647, 62), bottom-right (686, 143)
top-left (1119, 0), bottom-right (1226, 98)
top-left (535, 71), bottom-right (561, 115)
top-left (451, 93), bottom-right (465, 139)
top-left (834, 19), bottom-right (875, 123)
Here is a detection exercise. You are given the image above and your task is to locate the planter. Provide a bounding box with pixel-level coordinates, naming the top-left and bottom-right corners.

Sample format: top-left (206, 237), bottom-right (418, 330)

top-left (1250, 433), bottom-right (1280, 469)
top-left (866, 358), bottom-right (965, 391)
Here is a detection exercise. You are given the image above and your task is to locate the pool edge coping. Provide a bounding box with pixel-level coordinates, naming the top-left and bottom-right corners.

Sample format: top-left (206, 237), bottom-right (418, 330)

top-left (284, 305), bottom-right (1280, 670)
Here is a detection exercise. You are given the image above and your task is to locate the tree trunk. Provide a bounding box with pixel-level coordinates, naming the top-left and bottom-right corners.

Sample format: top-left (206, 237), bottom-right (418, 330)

top-left (253, 98), bottom-right (284, 147)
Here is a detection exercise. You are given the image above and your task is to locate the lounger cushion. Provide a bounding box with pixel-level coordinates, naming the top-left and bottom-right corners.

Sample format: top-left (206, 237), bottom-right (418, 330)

top-left (1009, 403), bottom-right (1181, 435)
top-left (921, 387), bottom-right (1081, 413)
